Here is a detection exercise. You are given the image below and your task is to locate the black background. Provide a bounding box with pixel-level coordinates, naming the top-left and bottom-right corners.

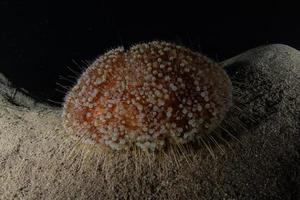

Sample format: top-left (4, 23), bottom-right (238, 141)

top-left (0, 1), bottom-right (299, 105)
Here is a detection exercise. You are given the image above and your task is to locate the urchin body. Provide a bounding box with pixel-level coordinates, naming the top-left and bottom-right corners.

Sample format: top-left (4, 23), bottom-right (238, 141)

top-left (62, 41), bottom-right (232, 151)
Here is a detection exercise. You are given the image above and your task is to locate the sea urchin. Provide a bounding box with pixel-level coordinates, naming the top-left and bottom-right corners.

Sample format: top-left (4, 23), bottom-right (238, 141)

top-left (62, 41), bottom-right (232, 151)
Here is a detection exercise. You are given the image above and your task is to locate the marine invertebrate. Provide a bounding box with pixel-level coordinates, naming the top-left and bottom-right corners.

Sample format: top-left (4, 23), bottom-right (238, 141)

top-left (62, 41), bottom-right (232, 151)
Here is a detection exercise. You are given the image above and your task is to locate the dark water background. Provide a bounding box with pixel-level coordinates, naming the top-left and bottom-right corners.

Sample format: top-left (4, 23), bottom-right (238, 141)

top-left (0, 1), bottom-right (299, 105)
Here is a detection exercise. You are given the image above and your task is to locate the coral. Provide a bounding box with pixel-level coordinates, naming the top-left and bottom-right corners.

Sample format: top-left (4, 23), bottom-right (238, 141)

top-left (62, 41), bottom-right (232, 151)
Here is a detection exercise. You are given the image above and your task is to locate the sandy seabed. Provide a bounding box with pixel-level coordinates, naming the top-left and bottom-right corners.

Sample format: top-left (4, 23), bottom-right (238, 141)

top-left (0, 44), bottom-right (299, 200)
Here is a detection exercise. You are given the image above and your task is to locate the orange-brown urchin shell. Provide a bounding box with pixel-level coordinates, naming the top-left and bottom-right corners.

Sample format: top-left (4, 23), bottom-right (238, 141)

top-left (62, 41), bottom-right (232, 151)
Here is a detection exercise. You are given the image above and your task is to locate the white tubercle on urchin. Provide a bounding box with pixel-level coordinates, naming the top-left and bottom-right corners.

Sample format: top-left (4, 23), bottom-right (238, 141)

top-left (62, 41), bottom-right (232, 151)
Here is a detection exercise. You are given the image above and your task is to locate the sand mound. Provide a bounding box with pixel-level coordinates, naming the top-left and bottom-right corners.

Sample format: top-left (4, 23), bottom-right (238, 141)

top-left (0, 44), bottom-right (299, 200)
